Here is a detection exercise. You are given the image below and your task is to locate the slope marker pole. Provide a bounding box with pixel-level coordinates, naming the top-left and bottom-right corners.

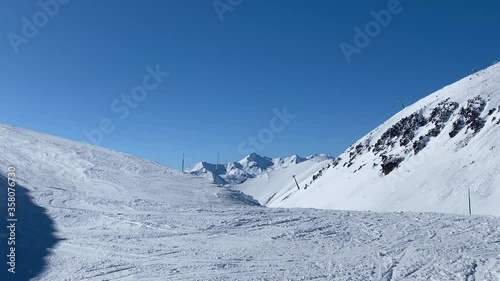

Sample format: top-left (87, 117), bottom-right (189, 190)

top-left (468, 188), bottom-right (472, 215)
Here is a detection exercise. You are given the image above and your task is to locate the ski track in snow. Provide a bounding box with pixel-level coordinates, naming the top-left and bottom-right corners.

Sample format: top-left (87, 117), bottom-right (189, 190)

top-left (42, 202), bottom-right (500, 281)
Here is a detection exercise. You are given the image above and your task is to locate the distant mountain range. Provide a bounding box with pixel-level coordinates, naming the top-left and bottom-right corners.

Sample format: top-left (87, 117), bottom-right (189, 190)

top-left (185, 153), bottom-right (333, 185)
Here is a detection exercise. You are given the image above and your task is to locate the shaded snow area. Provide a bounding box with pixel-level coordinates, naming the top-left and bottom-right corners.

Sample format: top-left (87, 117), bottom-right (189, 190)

top-left (0, 124), bottom-right (500, 280)
top-left (238, 63), bottom-right (500, 216)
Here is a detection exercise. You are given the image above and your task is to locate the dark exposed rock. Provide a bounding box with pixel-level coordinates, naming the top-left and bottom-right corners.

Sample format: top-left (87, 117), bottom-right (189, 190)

top-left (339, 96), bottom-right (487, 177)
top-left (449, 117), bottom-right (465, 138)
top-left (347, 139), bottom-right (371, 164)
top-left (449, 96), bottom-right (486, 138)
top-left (380, 155), bottom-right (405, 175)
top-left (310, 158), bottom-right (340, 185)
top-left (373, 112), bottom-right (427, 154)
top-left (413, 135), bottom-right (430, 155)
top-left (467, 118), bottom-right (486, 134)
top-left (358, 164), bottom-right (365, 171)
top-left (428, 99), bottom-right (459, 125)
top-left (414, 100), bottom-right (458, 154)
top-left (427, 127), bottom-right (441, 137)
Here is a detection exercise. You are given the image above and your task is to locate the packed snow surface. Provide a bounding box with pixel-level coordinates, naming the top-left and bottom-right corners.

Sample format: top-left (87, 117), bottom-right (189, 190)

top-left (1, 124), bottom-right (500, 280)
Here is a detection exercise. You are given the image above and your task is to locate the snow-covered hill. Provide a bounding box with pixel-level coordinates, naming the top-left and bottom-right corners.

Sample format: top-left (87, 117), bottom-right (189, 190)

top-left (186, 152), bottom-right (332, 185)
top-left (242, 63), bottom-right (500, 216)
top-left (1, 123), bottom-right (500, 280)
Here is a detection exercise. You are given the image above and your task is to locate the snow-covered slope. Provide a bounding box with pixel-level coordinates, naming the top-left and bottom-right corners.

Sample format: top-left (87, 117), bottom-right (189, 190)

top-left (235, 158), bottom-right (331, 205)
top-left (1, 123), bottom-right (500, 280)
top-left (186, 152), bottom-right (332, 185)
top-left (257, 63), bottom-right (500, 216)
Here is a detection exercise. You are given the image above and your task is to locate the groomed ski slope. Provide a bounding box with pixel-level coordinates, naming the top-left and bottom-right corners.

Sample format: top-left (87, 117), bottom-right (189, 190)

top-left (239, 63), bottom-right (500, 217)
top-left (0, 124), bottom-right (500, 280)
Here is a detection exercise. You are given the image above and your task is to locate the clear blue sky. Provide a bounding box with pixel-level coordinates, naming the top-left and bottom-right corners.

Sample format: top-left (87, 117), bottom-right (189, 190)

top-left (1, 0), bottom-right (499, 169)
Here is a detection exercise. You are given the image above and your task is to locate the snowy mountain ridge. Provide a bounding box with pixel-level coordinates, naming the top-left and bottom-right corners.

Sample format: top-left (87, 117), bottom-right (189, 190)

top-left (186, 152), bottom-right (333, 184)
top-left (237, 63), bottom-right (500, 216)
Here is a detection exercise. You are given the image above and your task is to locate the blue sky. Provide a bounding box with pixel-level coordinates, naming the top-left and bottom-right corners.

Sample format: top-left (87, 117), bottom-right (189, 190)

top-left (1, 0), bottom-right (499, 169)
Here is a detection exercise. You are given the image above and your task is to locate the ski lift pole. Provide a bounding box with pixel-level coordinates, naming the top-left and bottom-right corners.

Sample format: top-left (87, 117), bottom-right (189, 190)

top-left (398, 98), bottom-right (406, 109)
top-left (181, 153), bottom-right (185, 173)
top-left (214, 153), bottom-right (220, 184)
top-left (216, 153), bottom-right (219, 174)
top-left (292, 175), bottom-right (300, 190)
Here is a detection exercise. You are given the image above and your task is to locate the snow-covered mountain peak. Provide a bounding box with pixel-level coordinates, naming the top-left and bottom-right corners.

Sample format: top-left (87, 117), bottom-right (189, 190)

top-left (239, 153), bottom-right (274, 170)
top-left (281, 154), bottom-right (305, 164)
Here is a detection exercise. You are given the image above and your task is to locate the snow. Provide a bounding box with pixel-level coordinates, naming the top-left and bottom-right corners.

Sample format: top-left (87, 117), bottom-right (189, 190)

top-left (235, 159), bottom-right (331, 205)
top-left (239, 63), bottom-right (500, 217)
top-left (186, 152), bottom-right (333, 185)
top-left (1, 122), bottom-right (500, 280)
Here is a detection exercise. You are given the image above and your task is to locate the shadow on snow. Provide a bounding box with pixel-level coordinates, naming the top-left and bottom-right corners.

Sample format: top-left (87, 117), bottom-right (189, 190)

top-left (0, 174), bottom-right (60, 280)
